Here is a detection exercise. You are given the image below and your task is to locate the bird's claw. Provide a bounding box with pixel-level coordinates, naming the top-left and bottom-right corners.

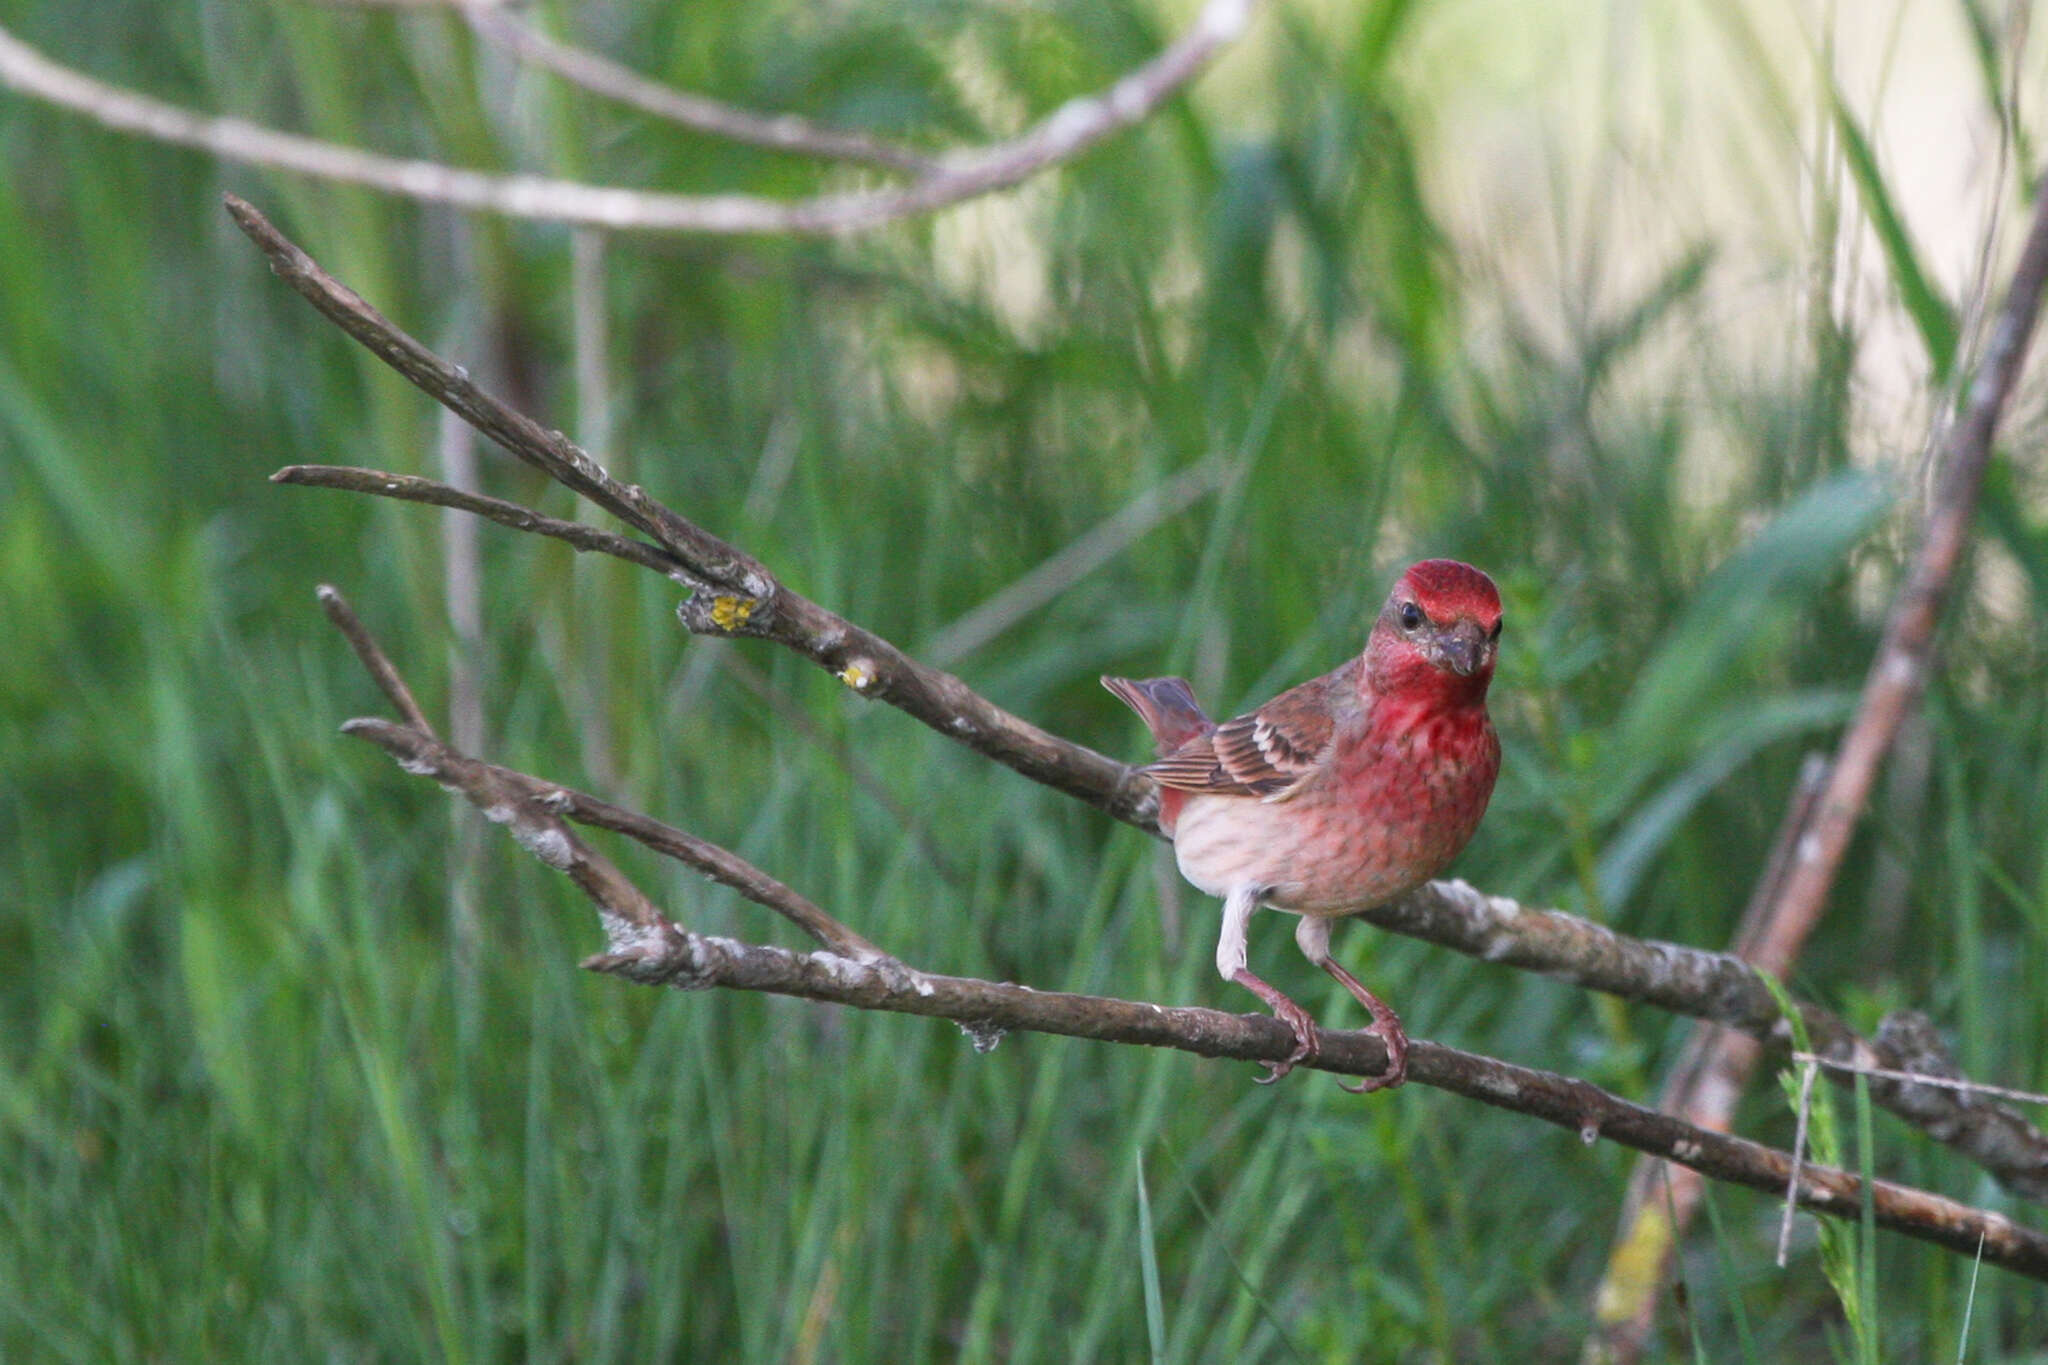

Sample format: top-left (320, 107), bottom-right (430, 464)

top-left (1338, 1008), bottom-right (1409, 1094)
top-left (1252, 995), bottom-right (1321, 1084)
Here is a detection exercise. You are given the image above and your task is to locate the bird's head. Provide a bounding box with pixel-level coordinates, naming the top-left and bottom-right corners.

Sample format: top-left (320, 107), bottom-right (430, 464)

top-left (1365, 559), bottom-right (1503, 704)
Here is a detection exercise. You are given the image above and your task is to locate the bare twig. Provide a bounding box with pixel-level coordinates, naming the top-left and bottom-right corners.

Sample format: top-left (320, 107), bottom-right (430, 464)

top-left (258, 236), bottom-right (2048, 1201)
top-left (563, 226), bottom-right (622, 793)
top-left (272, 289), bottom-right (2048, 1299)
top-left (232, 197), bottom-right (1158, 825)
top-left (1790, 1050), bottom-right (2048, 1108)
top-left (716, 651), bottom-right (967, 888)
top-left (346, 717), bottom-right (669, 942)
top-left (591, 922), bottom-right (2048, 1281)
top-left (458, 6), bottom-right (939, 175)
top-left (248, 192), bottom-right (2048, 1288)
top-left (1777, 1059), bottom-right (1821, 1267)
top-left (437, 386), bottom-right (487, 979)
top-left (320, 580), bottom-right (888, 964)
top-left (276, 465), bottom-right (685, 577)
top-left (316, 584), bottom-right (434, 733)
top-left (318, 595), bottom-right (2048, 1282)
top-left (1587, 755), bottom-right (1828, 1357)
top-left (345, 717), bottom-right (891, 964)
top-left (230, 197), bottom-right (772, 588)
top-left (1751, 169), bottom-right (2048, 978)
top-left (1588, 168), bottom-right (2048, 1362)
top-left (0, 1), bottom-right (1261, 234)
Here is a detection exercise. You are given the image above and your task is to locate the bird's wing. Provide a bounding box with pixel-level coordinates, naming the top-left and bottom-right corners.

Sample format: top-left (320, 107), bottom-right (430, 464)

top-left (1142, 662), bottom-right (1356, 800)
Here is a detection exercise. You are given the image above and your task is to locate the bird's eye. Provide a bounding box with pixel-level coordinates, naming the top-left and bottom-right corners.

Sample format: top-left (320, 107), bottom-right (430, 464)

top-left (1490, 619), bottom-right (1504, 641)
top-left (1398, 602), bottom-right (1424, 630)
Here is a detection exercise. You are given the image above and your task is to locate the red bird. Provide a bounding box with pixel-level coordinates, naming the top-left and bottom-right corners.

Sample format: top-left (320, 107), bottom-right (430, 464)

top-left (1104, 559), bottom-right (1503, 1091)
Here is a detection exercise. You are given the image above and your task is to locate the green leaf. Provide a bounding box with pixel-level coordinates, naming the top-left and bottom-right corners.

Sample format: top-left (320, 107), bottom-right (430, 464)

top-left (1608, 470), bottom-right (1891, 802)
top-left (1597, 688), bottom-right (1856, 908)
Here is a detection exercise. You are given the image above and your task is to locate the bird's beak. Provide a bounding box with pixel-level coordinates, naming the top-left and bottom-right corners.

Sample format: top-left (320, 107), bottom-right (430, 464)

top-left (1438, 620), bottom-right (1488, 677)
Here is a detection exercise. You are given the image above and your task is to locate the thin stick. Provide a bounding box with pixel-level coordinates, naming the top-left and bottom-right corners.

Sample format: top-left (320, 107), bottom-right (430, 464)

top-left (923, 457), bottom-right (1227, 667)
top-left (717, 651), bottom-right (966, 889)
top-left (460, 6), bottom-right (938, 175)
top-left (316, 584), bottom-right (434, 734)
top-left (323, 612), bottom-right (2048, 1281)
top-left (231, 198), bottom-right (1158, 826)
top-left (1776, 1059), bottom-right (1820, 1267)
top-left (0, 1), bottom-right (1260, 234)
top-left (345, 718), bottom-right (892, 964)
top-left (276, 466), bottom-right (686, 578)
top-left (1588, 164), bottom-right (2048, 1362)
top-left (316, 594), bottom-right (891, 963)
top-left (1748, 170), bottom-right (2048, 978)
top-left (253, 240), bottom-right (2048, 1201)
top-left (584, 924), bottom-right (2048, 1281)
top-left (349, 716), bottom-right (668, 940)
top-left (1791, 1052), bottom-right (2048, 1108)
top-left (1586, 754), bottom-right (1829, 1360)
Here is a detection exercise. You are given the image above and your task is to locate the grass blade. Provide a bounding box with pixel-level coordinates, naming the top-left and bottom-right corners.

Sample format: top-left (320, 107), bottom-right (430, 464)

top-left (1955, 1229), bottom-right (1986, 1364)
top-left (1855, 1074), bottom-right (1879, 1365)
top-left (1136, 1149), bottom-right (1168, 1365)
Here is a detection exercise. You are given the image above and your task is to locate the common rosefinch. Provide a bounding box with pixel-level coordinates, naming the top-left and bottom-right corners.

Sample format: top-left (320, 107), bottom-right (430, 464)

top-left (1104, 559), bottom-right (1502, 1091)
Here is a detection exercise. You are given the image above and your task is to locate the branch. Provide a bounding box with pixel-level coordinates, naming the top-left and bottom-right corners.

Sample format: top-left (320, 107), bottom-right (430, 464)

top-left (588, 930), bottom-right (2048, 1280)
top-left (316, 575), bottom-right (888, 965)
top-left (316, 581), bottom-right (435, 733)
top-left (1591, 755), bottom-right (1827, 1354)
top-left (1749, 169), bottom-right (2048, 976)
top-left (346, 716), bottom-right (892, 964)
top-left (276, 465), bottom-right (685, 578)
top-left (249, 196), bottom-right (2048, 1201)
top-left (1589, 166), bottom-right (2048, 1362)
top-left (456, 6), bottom-right (939, 175)
top-left (0, 1), bottom-right (1262, 234)
top-left (231, 197), bottom-right (1158, 826)
top-left (317, 592), bottom-right (2048, 1283)
top-left (922, 456), bottom-right (1227, 667)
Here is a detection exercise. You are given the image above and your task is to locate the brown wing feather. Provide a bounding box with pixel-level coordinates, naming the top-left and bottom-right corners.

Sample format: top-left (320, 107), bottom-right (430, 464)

top-left (1141, 660), bottom-right (1357, 801)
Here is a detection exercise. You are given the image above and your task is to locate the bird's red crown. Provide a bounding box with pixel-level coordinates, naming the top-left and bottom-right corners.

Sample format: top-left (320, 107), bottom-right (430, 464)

top-left (1398, 559), bottom-right (1501, 627)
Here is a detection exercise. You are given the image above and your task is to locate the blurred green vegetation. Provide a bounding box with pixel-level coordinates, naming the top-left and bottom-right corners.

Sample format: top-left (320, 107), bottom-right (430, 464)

top-left (3, 0), bottom-right (2046, 1359)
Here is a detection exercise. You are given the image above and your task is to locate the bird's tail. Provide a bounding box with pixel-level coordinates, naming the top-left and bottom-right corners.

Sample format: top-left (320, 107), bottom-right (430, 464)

top-left (1100, 675), bottom-right (1212, 755)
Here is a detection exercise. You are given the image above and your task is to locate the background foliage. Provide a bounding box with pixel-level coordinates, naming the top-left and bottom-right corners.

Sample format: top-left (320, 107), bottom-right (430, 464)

top-left (3, 0), bottom-right (2046, 1358)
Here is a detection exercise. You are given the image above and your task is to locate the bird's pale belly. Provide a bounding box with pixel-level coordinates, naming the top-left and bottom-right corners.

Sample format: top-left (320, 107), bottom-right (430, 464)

top-left (1170, 778), bottom-right (1484, 916)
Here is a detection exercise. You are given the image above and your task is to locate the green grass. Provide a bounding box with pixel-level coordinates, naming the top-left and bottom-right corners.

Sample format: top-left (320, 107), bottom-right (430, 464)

top-left (3, 0), bottom-right (2047, 1359)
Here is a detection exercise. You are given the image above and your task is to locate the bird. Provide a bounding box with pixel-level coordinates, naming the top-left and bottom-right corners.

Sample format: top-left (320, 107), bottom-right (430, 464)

top-left (1103, 558), bottom-right (1503, 1092)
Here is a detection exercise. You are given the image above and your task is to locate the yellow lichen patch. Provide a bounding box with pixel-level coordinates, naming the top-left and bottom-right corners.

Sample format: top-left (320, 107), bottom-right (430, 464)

top-left (837, 660), bottom-right (875, 691)
top-left (709, 596), bottom-right (754, 631)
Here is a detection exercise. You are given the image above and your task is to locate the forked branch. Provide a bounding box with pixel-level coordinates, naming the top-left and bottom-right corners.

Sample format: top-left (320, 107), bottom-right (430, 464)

top-left (311, 586), bottom-right (2048, 1281)
top-left (240, 200), bottom-right (2048, 1204)
top-left (269, 465), bottom-right (2048, 1199)
top-left (0, 0), bottom-right (1263, 234)
top-left (230, 196), bottom-right (1157, 825)
top-left (1589, 164), bottom-right (2048, 1362)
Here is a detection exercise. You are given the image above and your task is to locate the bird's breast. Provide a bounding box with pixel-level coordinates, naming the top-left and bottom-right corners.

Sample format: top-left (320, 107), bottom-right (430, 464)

top-left (1168, 703), bottom-right (1499, 915)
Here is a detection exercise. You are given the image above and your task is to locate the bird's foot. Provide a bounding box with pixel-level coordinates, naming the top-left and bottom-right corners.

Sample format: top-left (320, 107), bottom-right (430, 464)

top-left (1231, 969), bottom-right (1319, 1084)
top-left (1253, 997), bottom-right (1320, 1085)
top-left (1338, 1006), bottom-right (1408, 1093)
top-left (1324, 965), bottom-right (1407, 1094)
top-left (1310, 957), bottom-right (1409, 1096)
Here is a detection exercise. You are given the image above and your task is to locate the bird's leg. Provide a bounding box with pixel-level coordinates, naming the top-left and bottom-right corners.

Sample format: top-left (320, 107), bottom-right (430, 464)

top-left (1294, 915), bottom-right (1408, 1093)
top-left (1233, 970), bottom-right (1321, 1084)
top-left (1217, 887), bottom-right (1318, 1082)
